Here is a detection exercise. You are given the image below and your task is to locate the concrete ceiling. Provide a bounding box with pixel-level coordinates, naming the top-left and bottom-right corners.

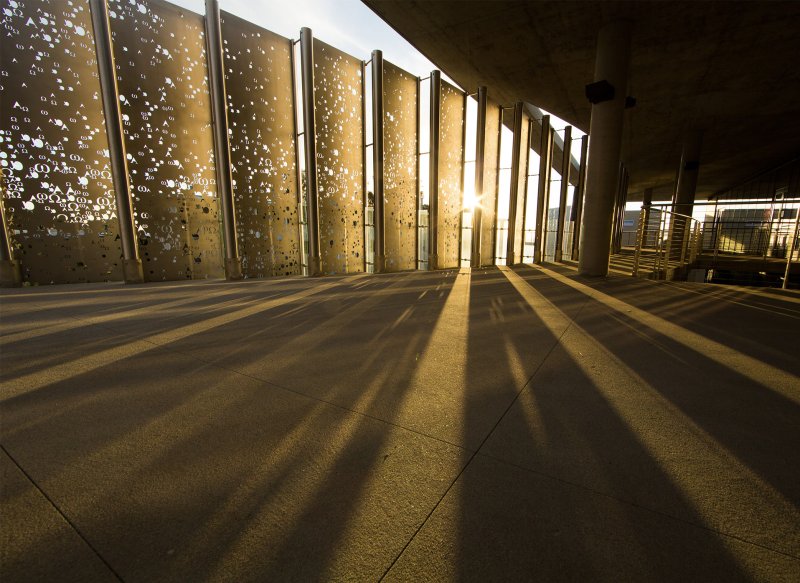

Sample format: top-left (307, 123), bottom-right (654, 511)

top-left (362, 1), bottom-right (800, 201)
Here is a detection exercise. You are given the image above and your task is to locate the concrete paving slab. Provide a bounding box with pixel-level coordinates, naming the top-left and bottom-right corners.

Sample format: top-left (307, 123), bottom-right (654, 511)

top-left (0, 449), bottom-right (118, 582)
top-left (2, 266), bottom-right (799, 580)
top-left (1, 345), bottom-right (465, 581)
top-left (384, 454), bottom-right (800, 582)
top-left (484, 265), bottom-right (800, 558)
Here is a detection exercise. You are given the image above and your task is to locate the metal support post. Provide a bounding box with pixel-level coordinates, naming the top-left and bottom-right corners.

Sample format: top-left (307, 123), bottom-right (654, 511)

top-left (205, 0), bottom-right (242, 280)
top-left (782, 204), bottom-right (800, 289)
top-left (371, 50), bottom-right (385, 273)
top-left (555, 126), bottom-right (572, 261)
top-left (428, 70), bottom-right (441, 270)
top-left (471, 86), bottom-right (487, 267)
top-left (665, 211), bottom-right (676, 268)
top-left (506, 101), bottom-right (524, 265)
top-left (89, 0), bottom-right (143, 283)
top-left (680, 216), bottom-right (691, 265)
top-left (534, 115), bottom-right (552, 263)
top-left (689, 222), bottom-right (701, 264)
top-left (570, 134), bottom-right (588, 261)
top-left (632, 206), bottom-right (646, 277)
top-left (0, 182), bottom-right (21, 287)
top-left (300, 28), bottom-right (321, 276)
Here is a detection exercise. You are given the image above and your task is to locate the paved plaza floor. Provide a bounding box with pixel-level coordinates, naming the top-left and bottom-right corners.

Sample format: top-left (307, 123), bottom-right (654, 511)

top-left (2, 264), bottom-right (799, 581)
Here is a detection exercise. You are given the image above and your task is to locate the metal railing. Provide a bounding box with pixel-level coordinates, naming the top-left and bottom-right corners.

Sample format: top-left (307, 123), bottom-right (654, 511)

top-left (632, 207), bottom-right (700, 278)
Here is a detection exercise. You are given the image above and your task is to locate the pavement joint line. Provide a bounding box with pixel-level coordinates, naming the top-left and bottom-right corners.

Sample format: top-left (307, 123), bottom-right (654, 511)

top-left (0, 444), bottom-right (126, 583)
top-left (378, 269), bottom-right (592, 581)
top-left (474, 449), bottom-right (800, 563)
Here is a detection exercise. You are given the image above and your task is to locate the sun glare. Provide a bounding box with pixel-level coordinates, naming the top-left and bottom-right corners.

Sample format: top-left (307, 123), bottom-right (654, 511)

top-left (463, 190), bottom-right (480, 211)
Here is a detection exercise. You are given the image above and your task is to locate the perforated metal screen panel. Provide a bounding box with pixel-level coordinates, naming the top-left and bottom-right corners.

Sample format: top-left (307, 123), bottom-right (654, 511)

top-left (437, 80), bottom-right (464, 269)
top-left (382, 60), bottom-right (417, 272)
top-left (480, 101), bottom-right (501, 267)
top-left (109, 0), bottom-right (223, 281)
top-left (0, 0), bottom-right (123, 284)
top-left (221, 11), bottom-right (301, 277)
top-left (513, 115), bottom-right (529, 261)
top-left (313, 38), bottom-right (364, 274)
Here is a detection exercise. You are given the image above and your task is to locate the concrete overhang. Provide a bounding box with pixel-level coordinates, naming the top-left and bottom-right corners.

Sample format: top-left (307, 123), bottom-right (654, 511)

top-left (362, 1), bottom-right (800, 201)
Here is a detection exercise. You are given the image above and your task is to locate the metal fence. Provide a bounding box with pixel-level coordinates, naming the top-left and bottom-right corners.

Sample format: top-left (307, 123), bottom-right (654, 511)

top-left (632, 207), bottom-right (701, 278)
top-left (631, 200), bottom-right (800, 288)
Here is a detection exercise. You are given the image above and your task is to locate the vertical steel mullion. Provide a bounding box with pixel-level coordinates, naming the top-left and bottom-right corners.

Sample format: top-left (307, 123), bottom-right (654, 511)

top-left (429, 70), bottom-right (441, 271)
top-left (371, 51), bottom-right (384, 273)
top-left (459, 91), bottom-right (467, 266)
top-left (571, 134), bottom-right (589, 261)
top-left (204, 0), bottom-right (241, 280)
top-left (471, 86), bottom-right (487, 267)
top-left (289, 39), bottom-right (306, 274)
top-left (300, 28), bottom-right (321, 276)
top-left (89, 0), bottom-right (143, 283)
top-left (506, 101), bottom-right (523, 265)
top-left (555, 125), bottom-right (572, 261)
top-left (534, 115), bottom-right (551, 263)
top-left (415, 76), bottom-right (421, 269)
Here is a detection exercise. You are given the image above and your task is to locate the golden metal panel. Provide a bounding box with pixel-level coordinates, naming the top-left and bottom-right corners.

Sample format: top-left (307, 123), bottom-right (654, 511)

top-left (514, 115), bottom-right (529, 261)
top-left (0, 0), bottom-right (123, 284)
top-left (109, 0), bottom-right (223, 281)
top-left (313, 38), bottom-right (364, 274)
top-left (382, 60), bottom-right (417, 272)
top-left (480, 101), bottom-right (501, 266)
top-left (437, 81), bottom-right (464, 269)
top-left (221, 12), bottom-right (301, 277)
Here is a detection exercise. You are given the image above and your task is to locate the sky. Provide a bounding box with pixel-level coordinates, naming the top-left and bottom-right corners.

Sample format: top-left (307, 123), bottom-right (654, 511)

top-left (171, 0), bottom-right (444, 82)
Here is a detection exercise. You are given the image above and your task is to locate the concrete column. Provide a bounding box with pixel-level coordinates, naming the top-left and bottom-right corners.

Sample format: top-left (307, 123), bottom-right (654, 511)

top-left (534, 115), bottom-right (552, 263)
top-left (89, 0), bottom-right (144, 283)
top-left (570, 134), bottom-right (588, 261)
top-left (428, 70), bottom-right (441, 271)
top-left (300, 27), bottom-right (321, 276)
top-left (371, 50), bottom-right (385, 273)
top-left (506, 101), bottom-right (524, 265)
top-left (673, 131), bottom-right (703, 218)
top-left (205, 0), bottom-right (242, 280)
top-left (554, 125), bottom-right (572, 261)
top-left (0, 186), bottom-right (21, 287)
top-left (471, 86), bottom-right (487, 267)
top-left (579, 20), bottom-right (632, 276)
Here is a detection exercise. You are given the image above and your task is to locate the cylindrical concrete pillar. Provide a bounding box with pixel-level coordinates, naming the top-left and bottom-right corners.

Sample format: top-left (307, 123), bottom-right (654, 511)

top-left (579, 19), bottom-right (632, 276)
top-left (471, 86), bottom-right (487, 267)
top-left (205, 0), bottom-right (242, 280)
top-left (555, 126), bottom-right (572, 261)
top-left (300, 27), bottom-right (321, 276)
top-left (371, 50), bottom-right (385, 273)
top-left (673, 131), bottom-right (703, 218)
top-left (428, 70), bottom-right (441, 271)
top-left (89, 0), bottom-right (143, 283)
top-left (506, 101), bottom-right (524, 265)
